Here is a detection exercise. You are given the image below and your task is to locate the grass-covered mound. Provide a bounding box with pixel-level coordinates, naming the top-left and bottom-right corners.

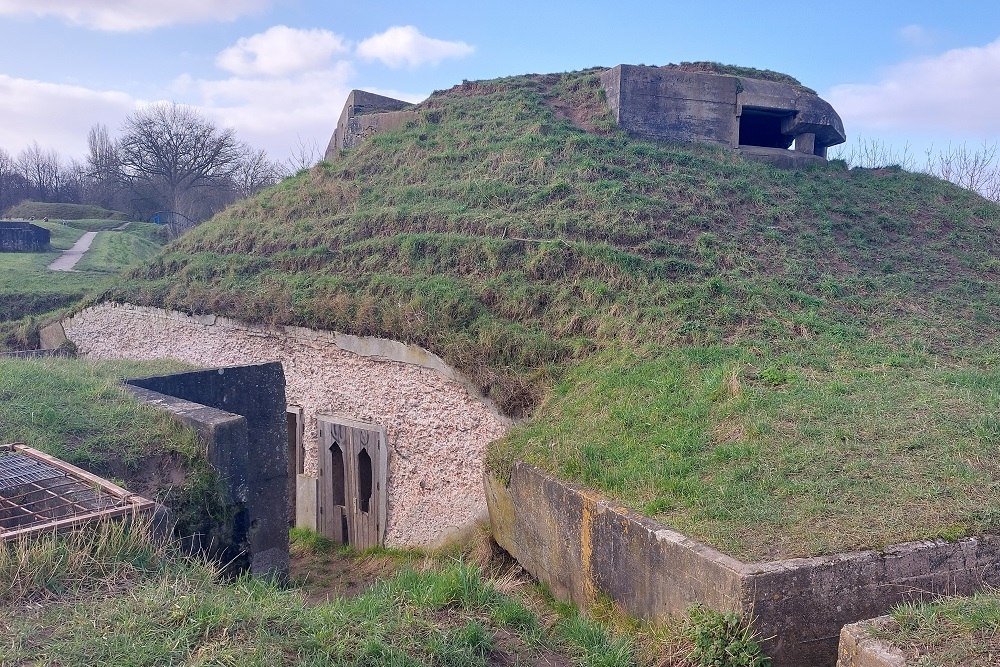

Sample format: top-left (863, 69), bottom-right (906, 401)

top-left (4, 200), bottom-right (129, 221)
top-left (102, 68), bottom-right (1000, 560)
top-left (0, 220), bottom-right (164, 350)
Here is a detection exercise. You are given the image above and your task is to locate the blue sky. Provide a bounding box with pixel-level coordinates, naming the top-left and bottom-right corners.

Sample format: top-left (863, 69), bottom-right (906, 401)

top-left (0, 0), bottom-right (998, 164)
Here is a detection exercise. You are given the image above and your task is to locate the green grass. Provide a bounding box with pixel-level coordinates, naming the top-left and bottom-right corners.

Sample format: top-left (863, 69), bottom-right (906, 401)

top-left (4, 200), bottom-right (129, 220)
top-left (74, 224), bottom-right (165, 273)
top-left (0, 356), bottom-right (196, 471)
top-left (0, 522), bottom-right (664, 667)
top-left (68, 67), bottom-right (1000, 559)
top-left (0, 219), bottom-right (165, 350)
top-left (2, 518), bottom-right (768, 667)
top-left (868, 590), bottom-right (1000, 666)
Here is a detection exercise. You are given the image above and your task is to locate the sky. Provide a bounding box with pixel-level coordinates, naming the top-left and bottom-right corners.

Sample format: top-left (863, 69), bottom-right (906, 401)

top-left (0, 0), bottom-right (998, 166)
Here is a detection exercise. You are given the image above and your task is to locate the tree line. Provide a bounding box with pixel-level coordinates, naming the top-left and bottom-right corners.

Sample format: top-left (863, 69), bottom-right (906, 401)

top-left (0, 103), bottom-right (322, 228)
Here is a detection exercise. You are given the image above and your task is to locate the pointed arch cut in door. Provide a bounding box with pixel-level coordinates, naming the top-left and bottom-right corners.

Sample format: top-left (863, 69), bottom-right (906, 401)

top-left (316, 414), bottom-right (388, 549)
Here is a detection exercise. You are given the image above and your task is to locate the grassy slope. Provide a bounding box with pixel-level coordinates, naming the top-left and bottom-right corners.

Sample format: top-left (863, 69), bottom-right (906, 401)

top-left (870, 591), bottom-right (1000, 666)
top-left (102, 69), bottom-right (1000, 560)
top-left (0, 220), bottom-right (164, 350)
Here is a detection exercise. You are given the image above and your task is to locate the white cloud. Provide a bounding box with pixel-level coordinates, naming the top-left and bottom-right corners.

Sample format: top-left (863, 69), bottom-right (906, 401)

top-left (356, 25), bottom-right (473, 69)
top-left (0, 75), bottom-right (137, 156)
top-left (216, 25), bottom-right (350, 78)
top-left (0, 0), bottom-right (270, 31)
top-left (898, 24), bottom-right (938, 49)
top-left (828, 37), bottom-right (1000, 136)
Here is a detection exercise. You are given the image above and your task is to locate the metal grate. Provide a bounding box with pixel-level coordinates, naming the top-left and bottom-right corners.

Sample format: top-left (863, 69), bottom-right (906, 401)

top-left (0, 443), bottom-right (154, 540)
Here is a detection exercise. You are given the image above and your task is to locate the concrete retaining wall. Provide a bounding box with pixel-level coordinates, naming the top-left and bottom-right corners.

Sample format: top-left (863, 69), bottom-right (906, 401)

top-left (487, 463), bottom-right (1000, 667)
top-left (62, 302), bottom-right (510, 547)
top-left (126, 362), bottom-right (289, 579)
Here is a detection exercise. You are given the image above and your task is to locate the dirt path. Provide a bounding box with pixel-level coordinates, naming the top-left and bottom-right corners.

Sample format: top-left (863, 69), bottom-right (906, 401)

top-left (48, 231), bottom-right (98, 271)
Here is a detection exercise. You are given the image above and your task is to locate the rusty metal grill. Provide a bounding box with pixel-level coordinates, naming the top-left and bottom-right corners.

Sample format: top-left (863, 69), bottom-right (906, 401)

top-left (0, 443), bottom-right (154, 540)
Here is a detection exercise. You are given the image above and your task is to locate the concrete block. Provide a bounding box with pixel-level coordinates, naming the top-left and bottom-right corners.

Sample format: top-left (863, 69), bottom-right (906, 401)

top-left (837, 618), bottom-right (907, 667)
top-left (126, 363), bottom-right (289, 582)
top-left (38, 321), bottom-right (68, 350)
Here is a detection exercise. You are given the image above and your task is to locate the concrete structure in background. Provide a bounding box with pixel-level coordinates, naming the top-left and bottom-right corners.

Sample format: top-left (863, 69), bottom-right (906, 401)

top-left (486, 463), bottom-right (1000, 667)
top-left (126, 363), bottom-right (289, 580)
top-left (324, 90), bottom-right (417, 160)
top-left (325, 66), bottom-right (846, 168)
top-left (600, 65), bottom-right (846, 166)
top-left (0, 221), bottom-right (50, 252)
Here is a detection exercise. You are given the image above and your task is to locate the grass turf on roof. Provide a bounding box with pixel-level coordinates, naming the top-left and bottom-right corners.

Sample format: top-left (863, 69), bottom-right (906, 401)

top-left (99, 68), bottom-right (1000, 560)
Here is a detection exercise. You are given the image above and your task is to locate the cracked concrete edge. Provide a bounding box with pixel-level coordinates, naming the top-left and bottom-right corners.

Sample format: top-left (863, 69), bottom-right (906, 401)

top-left (837, 618), bottom-right (908, 667)
top-left (63, 302), bottom-right (512, 425)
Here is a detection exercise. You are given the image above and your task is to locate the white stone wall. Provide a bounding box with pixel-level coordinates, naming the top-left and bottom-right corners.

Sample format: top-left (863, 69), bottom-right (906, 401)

top-left (64, 303), bottom-right (510, 547)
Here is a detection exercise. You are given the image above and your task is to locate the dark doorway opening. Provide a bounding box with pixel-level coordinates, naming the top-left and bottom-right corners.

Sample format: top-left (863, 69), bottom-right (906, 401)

top-left (286, 407), bottom-right (304, 526)
top-left (357, 449), bottom-right (373, 513)
top-left (739, 107), bottom-right (794, 149)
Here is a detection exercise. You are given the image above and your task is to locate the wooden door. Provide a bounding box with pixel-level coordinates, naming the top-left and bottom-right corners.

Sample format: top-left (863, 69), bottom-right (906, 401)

top-left (317, 415), bottom-right (387, 549)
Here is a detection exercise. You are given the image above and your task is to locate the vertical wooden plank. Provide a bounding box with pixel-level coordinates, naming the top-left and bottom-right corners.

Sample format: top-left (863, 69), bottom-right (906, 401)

top-left (294, 474), bottom-right (318, 531)
top-left (317, 420), bottom-right (330, 539)
top-left (376, 428), bottom-right (388, 546)
top-left (343, 423), bottom-right (358, 547)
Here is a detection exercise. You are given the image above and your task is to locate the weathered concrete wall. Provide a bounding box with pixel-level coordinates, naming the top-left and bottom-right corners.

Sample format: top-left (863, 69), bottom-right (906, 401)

top-left (601, 65), bottom-right (739, 147)
top-left (127, 363), bottom-right (289, 579)
top-left (487, 465), bottom-right (745, 615)
top-left (600, 64), bottom-right (846, 162)
top-left (324, 89), bottom-right (418, 160)
top-left (837, 618), bottom-right (907, 667)
top-left (487, 464), bottom-right (1000, 667)
top-left (63, 302), bottom-right (510, 547)
top-left (0, 221), bottom-right (50, 252)
top-left (744, 536), bottom-right (1000, 664)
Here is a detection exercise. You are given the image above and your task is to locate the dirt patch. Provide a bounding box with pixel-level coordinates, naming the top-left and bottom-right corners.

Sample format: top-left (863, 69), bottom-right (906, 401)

top-left (290, 547), bottom-right (406, 604)
top-left (545, 95), bottom-right (611, 135)
top-left (489, 629), bottom-right (571, 667)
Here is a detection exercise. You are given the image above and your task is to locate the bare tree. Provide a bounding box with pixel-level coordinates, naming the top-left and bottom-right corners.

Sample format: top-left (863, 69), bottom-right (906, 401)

top-left (232, 144), bottom-right (285, 199)
top-left (286, 135), bottom-right (322, 172)
top-left (85, 123), bottom-right (125, 210)
top-left (0, 147), bottom-right (18, 213)
top-left (16, 142), bottom-right (62, 202)
top-left (924, 142), bottom-right (1000, 202)
top-left (118, 103), bottom-right (242, 221)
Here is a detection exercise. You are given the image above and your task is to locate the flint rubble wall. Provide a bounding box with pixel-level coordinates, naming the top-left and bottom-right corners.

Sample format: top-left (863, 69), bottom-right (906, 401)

top-left (63, 302), bottom-right (510, 547)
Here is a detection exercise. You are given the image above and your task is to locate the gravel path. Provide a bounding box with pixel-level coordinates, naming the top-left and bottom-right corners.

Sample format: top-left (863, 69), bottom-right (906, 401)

top-left (48, 231), bottom-right (98, 271)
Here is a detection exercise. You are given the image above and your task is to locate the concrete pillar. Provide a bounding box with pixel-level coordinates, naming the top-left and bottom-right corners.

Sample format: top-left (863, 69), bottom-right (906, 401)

top-left (794, 133), bottom-right (817, 155)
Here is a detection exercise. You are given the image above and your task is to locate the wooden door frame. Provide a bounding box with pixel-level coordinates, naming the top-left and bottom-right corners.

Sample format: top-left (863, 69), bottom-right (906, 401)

top-left (316, 413), bottom-right (388, 548)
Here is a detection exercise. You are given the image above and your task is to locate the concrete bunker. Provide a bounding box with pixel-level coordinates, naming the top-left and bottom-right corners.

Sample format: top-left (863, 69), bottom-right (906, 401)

top-left (325, 65), bottom-right (845, 169)
top-left (600, 64), bottom-right (846, 166)
top-left (0, 221), bottom-right (50, 252)
top-left (58, 303), bottom-right (511, 550)
top-left (324, 90), bottom-right (418, 160)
